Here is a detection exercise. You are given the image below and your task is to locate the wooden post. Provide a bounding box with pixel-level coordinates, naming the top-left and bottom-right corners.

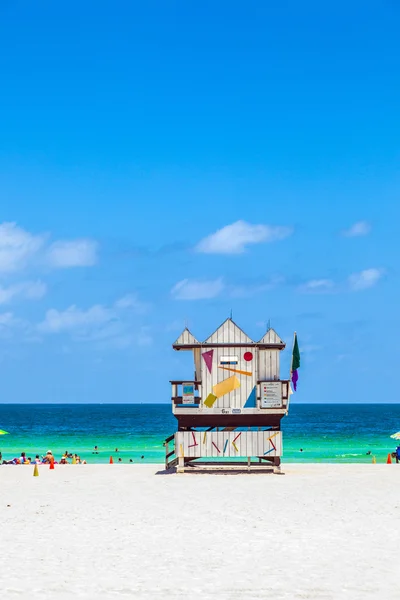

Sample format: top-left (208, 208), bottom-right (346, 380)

top-left (177, 456), bottom-right (185, 474)
top-left (273, 456), bottom-right (282, 474)
top-left (165, 439), bottom-right (169, 470)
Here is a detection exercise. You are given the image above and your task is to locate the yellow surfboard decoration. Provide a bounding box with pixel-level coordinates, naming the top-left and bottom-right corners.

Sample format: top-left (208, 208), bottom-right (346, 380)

top-left (212, 375), bottom-right (240, 398)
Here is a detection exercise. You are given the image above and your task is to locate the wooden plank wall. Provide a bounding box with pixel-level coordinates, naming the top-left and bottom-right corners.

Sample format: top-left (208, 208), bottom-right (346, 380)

top-left (175, 431), bottom-right (282, 458)
top-left (257, 350), bottom-right (280, 381)
top-left (201, 345), bottom-right (257, 409)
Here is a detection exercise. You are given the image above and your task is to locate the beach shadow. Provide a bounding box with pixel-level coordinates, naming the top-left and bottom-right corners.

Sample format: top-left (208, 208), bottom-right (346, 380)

top-left (155, 467), bottom-right (177, 475)
top-left (155, 465), bottom-right (283, 476)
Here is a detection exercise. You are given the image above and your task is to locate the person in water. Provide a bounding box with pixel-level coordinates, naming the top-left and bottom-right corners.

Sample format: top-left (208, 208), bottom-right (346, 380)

top-left (42, 450), bottom-right (53, 464)
top-left (93, 445), bottom-right (99, 454)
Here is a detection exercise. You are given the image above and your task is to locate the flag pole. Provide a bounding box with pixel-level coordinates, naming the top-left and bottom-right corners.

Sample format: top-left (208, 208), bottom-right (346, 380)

top-left (287, 331), bottom-right (296, 409)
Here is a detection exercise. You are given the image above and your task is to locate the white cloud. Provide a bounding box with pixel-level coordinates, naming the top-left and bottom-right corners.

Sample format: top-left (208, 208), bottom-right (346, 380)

top-left (38, 304), bottom-right (113, 333)
top-left (171, 278), bottom-right (224, 300)
top-left (37, 293), bottom-right (150, 349)
top-left (196, 220), bottom-right (293, 254)
top-left (0, 222), bottom-right (98, 272)
top-left (0, 222), bottom-right (44, 273)
top-left (229, 276), bottom-right (285, 298)
top-left (114, 294), bottom-right (149, 313)
top-left (342, 221), bottom-right (371, 237)
top-left (298, 279), bottom-right (335, 293)
top-left (0, 312), bottom-right (16, 327)
top-left (0, 280), bottom-right (47, 305)
top-left (46, 239), bottom-right (98, 268)
top-left (348, 268), bottom-right (384, 291)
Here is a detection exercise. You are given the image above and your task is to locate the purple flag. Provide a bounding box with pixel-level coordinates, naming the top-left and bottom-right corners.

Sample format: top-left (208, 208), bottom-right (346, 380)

top-left (291, 369), bottom-right (298, 391)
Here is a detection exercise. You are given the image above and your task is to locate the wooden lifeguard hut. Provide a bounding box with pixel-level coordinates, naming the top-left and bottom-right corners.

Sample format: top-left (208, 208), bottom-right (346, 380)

top-left (165, 318), bottom-right (293, 473)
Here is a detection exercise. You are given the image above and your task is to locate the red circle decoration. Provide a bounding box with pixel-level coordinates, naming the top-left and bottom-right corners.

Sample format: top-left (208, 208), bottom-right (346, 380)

top-left (243, 351), bottom-right (253, 362)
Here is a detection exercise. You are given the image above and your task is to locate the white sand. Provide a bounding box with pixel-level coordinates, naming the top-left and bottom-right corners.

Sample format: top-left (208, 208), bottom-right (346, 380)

top-left (1, 464), bottom-right (399, 600)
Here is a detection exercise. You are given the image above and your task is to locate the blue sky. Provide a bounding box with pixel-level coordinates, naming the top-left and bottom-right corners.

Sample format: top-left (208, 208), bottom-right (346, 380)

top-left (0, 0), bottom-right (399, 403)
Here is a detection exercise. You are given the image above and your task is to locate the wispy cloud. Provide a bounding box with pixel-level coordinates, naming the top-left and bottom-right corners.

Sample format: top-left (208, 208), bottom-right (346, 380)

top-left (228, 276), bottom-right (285, 298)
top-left (0, 222), bottom-right (45, 273)
top-left (0, 222), bottom-right (98, 272)
top-left (37, 293), bottom-right (151, 347)
top-left (46, 239), bottom-right (98, 268)
top-left (38, 304), bottom-right (114, 334)
top-left (342, 221), bottom-right (371, 237)
top-left (114, 294), bottom-right (149, 314)
top-left (299, 268), bottom-right (384, 293)
top-left (171, 278), bottom-right (225, 300)
top-left (196, 220), bottom-right (293, 254)
top-left (298, 279), bottom-right (335, 293)
top-left (0, 281), bottom-right (47, 305)
top-left (348, 268), bottom-right (384, 291)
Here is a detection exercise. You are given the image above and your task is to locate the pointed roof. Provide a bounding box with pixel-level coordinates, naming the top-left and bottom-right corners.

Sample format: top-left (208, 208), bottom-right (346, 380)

top-left (173, 327), bottom-right (200, 349)
top-left (204, 318), bottom-right (253, 345)
top-left (258, 327), bottom-right (286, 348)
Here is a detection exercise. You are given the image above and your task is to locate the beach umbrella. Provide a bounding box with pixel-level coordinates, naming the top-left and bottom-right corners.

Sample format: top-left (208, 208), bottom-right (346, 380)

top-left (0, 429), bottom-right (9, 435)
top-left (390, 431), bottom-right (400, 440)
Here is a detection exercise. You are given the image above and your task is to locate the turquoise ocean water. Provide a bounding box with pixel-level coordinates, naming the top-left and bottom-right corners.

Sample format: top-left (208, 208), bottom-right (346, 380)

top-left (0, 404), bottom-right (399, 464)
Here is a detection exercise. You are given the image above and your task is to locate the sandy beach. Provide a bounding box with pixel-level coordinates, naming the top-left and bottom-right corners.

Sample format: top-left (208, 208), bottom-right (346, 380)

top-left (1, 464), bottom-right (399, 600)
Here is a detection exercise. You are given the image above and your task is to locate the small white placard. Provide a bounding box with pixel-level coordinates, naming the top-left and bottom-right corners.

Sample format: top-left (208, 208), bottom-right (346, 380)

top-left (182, 383), bottom-right (195, 404)
top-left (220, 355), bottom-right (238, 365)
top-left (260, 381), bottom-right (282, 408)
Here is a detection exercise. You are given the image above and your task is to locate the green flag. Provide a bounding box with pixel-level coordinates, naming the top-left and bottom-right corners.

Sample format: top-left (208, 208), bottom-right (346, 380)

top-left (292, 334), bottom-right (300, 371)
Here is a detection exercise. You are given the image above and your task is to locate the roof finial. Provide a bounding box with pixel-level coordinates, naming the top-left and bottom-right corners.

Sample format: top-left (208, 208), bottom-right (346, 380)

top-left (230, 308), bottom-right (233, 320)
top-left (267, 318), bottom-right (271, 331)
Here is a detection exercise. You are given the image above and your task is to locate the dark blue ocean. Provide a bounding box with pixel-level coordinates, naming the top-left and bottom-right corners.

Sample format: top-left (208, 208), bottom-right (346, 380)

top-left (1, 404), bottom-right (399, 463)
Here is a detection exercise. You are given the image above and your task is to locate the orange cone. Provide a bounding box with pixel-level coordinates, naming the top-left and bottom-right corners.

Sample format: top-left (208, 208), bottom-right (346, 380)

top-left (49, 458), bottom-right (55, 470)
top-left (109, 456), bottom-right (113, 464)
top-left (33, 464), bottom-right (39, 477)
top-left (387, 453), bottom-right (392, 464)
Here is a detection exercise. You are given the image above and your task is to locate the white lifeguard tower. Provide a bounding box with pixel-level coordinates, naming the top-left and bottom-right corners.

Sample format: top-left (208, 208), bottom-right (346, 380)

top-left (165, 318), bottom-right (292, 473)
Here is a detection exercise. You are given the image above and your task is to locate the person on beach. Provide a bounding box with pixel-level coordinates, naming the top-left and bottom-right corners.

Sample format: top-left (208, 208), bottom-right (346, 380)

top-left (396, 446), bottom-right (400, 464)
top-left (60, 457), bottom-right (69, 464)
top-left (42, 451), bottom-right (53, 464)
top-left (35, 455), bottom-right (41, 464)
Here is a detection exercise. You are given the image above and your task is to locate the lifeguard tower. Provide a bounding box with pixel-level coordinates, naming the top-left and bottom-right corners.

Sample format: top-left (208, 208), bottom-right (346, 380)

top-left (165, 318), bottom-right (292, 473)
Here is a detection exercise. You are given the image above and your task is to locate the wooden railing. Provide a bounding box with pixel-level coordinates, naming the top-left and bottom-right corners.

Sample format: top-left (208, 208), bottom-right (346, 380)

top-left (170, 380), bottom-right (202, 405)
